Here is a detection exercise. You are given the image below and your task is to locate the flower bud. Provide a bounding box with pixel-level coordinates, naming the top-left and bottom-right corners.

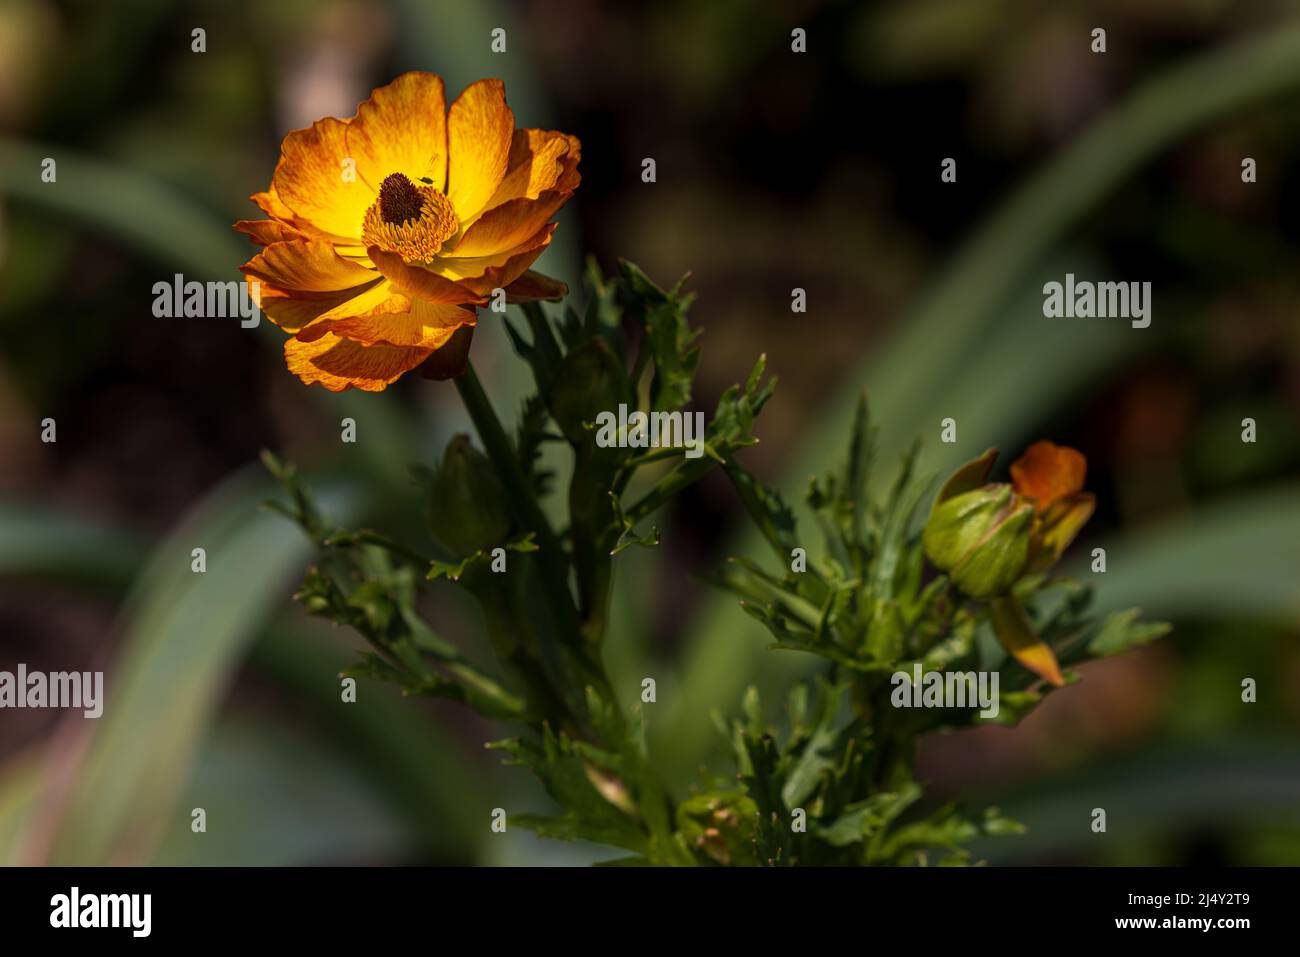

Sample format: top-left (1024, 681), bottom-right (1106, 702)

top-left (425, 433), bottom-right (511, 557)
top-left (922, 484), bottom-right (1033, 599)
top-left (548, 338), bottom-right (631, 448)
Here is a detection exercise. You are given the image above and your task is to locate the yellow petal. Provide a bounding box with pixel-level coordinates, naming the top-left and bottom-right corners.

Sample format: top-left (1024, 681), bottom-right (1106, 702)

top-left (486, 129), bottom-right (576, 208)
top-left (240, 240), bottom-right (387, 333)
top-left (302, 297), bottom-right (476, 349)
top-left (246, 186), bottom-right (343, 243)
top-left (272, 116), bottom-right (375, 241)
top-left (445, 79), bottom-right (514, 226)
top-left (293, 290), bottom-right (411, 343)
top-left (240, 239), bottom-right (378, 292)
top-left (1026, 492), bottom-right (1096, 573)
top-left (234, 219), bottom-right (309, 246)
top-left (368, 246), bottom-right (487, 304)
top-left (990, 595), bottom-right (1066, 687)
top-left (346, 71), bottom-right (448, 194)
top-left (450, 188), bottom-right (573, 258)
top-left (284, 333), bottom-right (431, 392)
top-left (556, 134), bottom-right (582, 187)
top-left (246, 279), bottom-right (380, 334)
top-left (433, 222), bottom-right (555, 295)
top-left (310, 278), bottom-right (409, 324)
top-left (250, 187), bottom-right (297, 221)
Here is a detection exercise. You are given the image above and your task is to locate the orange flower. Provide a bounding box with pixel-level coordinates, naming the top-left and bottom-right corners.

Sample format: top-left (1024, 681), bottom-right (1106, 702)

top-left (1011, 441), bottom-right (1095, 575)
top-left (235, 72), bottom-right (580, 391)
top-left (1010, 440), bottom-right (1086, 511)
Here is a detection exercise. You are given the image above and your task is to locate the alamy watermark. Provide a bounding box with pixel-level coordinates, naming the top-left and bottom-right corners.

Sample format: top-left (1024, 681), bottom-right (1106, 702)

top-left (594, 404), bottom-right (706, 459)
top-left (50, 887), bottom-right (150, 937)
top-left (1042, 273), bottom-right (1151, 329)
top-left (0, 664), bottom-right (103, 718)
top-left (152, 274), bottom-right (261, 328)
top-left (890, 664), bottom-right (999, 719)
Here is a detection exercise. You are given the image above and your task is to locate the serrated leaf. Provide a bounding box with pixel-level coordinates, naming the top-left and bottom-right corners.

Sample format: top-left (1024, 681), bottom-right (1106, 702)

top-left (618, 260), bottom-right (700, 412)
top-left (1086, 607), bottom-right (1172, 657)
top-left (490, 728), bottom-right (650, 855)
top-left (427, 533), bottom-right (539, 582)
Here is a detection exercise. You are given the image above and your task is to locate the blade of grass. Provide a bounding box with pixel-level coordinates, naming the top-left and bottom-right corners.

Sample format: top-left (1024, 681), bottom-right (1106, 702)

top-left (43, 465), bottom-right (360, 865)
top-left (965, 739), bottom-right (1300, 863)
top-left (790, 19), bottom-right (1300, 499)
top-left (148, 717), bottom-right (411, 866)
top-left (247, 621), bottom-right (488, 860)
top-left (662, 21), bottom-right (1300, 779)
top-left (1072, 487), bottom-right (1300, 622)
top-left (0, 503), bottom-right (486, 863)
top-left (0, 502), bottom-right (145, 588)
top-left (0, 138), bottom-right (244, 276)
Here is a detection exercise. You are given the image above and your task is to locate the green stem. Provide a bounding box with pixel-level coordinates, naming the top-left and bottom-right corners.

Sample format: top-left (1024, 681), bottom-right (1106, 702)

top-left (454, 362), bottom-right (566, 567)
top-left (454, 361), bottom-right (610, 732)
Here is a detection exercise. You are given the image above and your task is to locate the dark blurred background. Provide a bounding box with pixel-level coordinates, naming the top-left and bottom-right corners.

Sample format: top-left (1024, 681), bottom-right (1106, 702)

top-left (1, 0), bottom-right (1298, 865)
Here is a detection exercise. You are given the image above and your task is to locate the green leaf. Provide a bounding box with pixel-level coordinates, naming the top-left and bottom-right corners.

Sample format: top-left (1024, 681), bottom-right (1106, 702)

top-left (248, 622), bottom-right (487, 861)
top-left (0, 501), bottom-right (145, 588)
top-left (1075, 486), bottom-right (1300, 622)
top-left (149, 717), bottom-right (408, 865)
top-left (489, 727), bottom-right (650, 856)
top-left (42, 466), bottom-right (362, 865)
top-left (427, 533), bottom-right (539, 582)
top-left (609, 492), bottom-right (660, 555)
top-left (516, 393), bottom-right (558, 496)
top-left (967, 740), bottom-right (1300, 864)
top-left (618, 260), bottom-right (700, 412)
top-left (0, 137), bottom-right (244, 276)
top-left (1085, 608), bottom-right (1173, 657)
top-left (818, 792), bottom-right (903, 848)
top-left (722, 457), bottom-right (799, 565)
top-left (780, 710), bottom-right (843, 810)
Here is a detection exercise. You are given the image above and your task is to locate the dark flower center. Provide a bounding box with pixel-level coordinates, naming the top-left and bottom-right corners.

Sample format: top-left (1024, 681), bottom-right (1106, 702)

top-left (378, 173), bottom-right (425, 225)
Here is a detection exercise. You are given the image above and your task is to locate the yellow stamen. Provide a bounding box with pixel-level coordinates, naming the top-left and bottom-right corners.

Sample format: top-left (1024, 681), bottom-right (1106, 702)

top-left (362, 173), bottom-right (458, 263)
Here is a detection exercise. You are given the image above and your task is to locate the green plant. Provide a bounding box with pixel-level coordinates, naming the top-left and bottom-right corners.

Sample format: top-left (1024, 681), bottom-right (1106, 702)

top-left (265, 260), bottom-right (1168, 865)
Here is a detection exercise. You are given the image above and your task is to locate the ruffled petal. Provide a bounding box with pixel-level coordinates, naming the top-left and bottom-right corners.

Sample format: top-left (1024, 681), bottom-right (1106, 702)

top-left (284, 333), bottom-right (431, 392)
top-left (234, 219), bottom-right (310, 246)
top-left (346, 71), bottom-right (449, 194)
top-left (247, 279), bottom-right (381, 334)
top-left (272, 117), bottom-right (375, 241)
top-left (240, 239), bottom-right (378, 292)
top-left (240, 240), bottom-right (390, 332)
top-left (445, 79), bottom-right (514, 226)
top-left (432, 222), bottom-right (556, 295)
top-left (250, 186), bottom-right (297, 221)
top-left (367, 247), bottom-right (487, 304)
top-left (299, 297), bottom-right (476, 349)
top-left (246, 186), bottom-right (344, 243)
top-left (449, 188), bottom-right (572, 258)
top-left (485, 129), bottom-right (577, 208)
